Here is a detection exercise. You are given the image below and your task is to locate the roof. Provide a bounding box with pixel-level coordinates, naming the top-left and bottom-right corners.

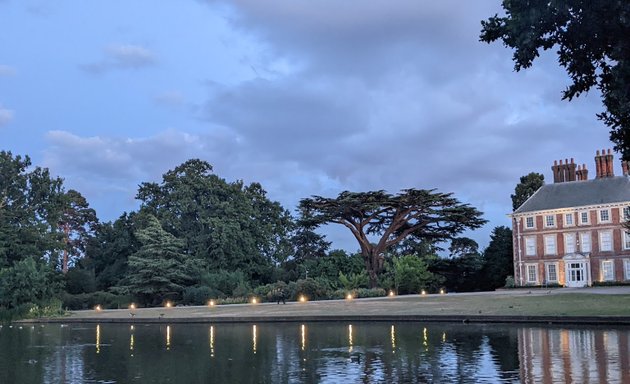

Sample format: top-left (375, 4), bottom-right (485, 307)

top-left (514, 176), bottom-right (630, 214)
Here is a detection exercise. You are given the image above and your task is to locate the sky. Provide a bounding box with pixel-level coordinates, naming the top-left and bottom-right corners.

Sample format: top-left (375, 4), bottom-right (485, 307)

top-left (0, 0), bottom-right (614, 252)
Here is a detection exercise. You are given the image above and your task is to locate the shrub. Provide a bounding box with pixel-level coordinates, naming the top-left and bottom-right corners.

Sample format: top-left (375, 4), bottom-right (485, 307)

top-left (338, 271), bottom-right (369, 290)
top-left (592, 281), bottom-right (630, 287)
top-left (293, 278), bottom-right (330, 300)
top-left (182, 286), bottom-right (216, 305)
top-left (394, 255), bottom-right (435, 294)
top-left (62, 291), bottom-right (131, 310)
top-left (504, 276), bottom-right (515, 288)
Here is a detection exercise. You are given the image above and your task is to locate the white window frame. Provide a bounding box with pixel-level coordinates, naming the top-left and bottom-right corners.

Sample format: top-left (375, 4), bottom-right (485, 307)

top-left (525, 216), bottom-right (535, 229)
top-left (545, 263), bottom-right (559, 283)
top-left (544, 235), bottom-right (557, 255)
top-left (524, 236), bottom-right (537, 256)
top-left (601, 260), bottom-right (614, 281)
top-left (526, 264), bottom-right (538, 284)
top-left (580, 232), bottom-right (591, 253)
top-left (564, 233), bottom-right (576, 254)
top-left (599, 230), bottom-right (613, 252)
top-left (564, 213), bottom-right (574, 227)
top-left (624, 232), bottom-right (630, 250)
top-left (579, 211), bottom-right (589, 225)
top-left (544, 215), bottom-right (556, 228)
top-left (624, 259), bottom-right (630, 281)
top-left (599, 209), bottom-right (611, 223)
top-left (623, 207), bottom-right (630, 222)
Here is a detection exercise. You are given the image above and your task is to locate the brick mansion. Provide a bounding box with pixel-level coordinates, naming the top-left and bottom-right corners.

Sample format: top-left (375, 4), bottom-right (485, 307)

top-left (510, 149), bottom-right (630, 287)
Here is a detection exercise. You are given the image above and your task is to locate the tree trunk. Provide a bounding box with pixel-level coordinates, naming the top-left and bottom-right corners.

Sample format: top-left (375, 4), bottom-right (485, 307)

top-left (363, 249), bottom-right (382, 288)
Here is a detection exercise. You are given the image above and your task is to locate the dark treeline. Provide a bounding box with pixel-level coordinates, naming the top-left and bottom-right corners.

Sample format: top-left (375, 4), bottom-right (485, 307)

top-left (0, 151), bottom-right (513, 317)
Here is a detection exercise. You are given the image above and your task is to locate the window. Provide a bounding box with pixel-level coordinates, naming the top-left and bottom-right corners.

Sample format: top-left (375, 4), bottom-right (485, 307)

top-left (580, 232), bottom-right (591, 253)
top-left (623, 207), bottom-right (630, 221)
top-left (525, 217), bottom-right (534, 229)
top-left (625, 260), bottom-right (630, 280)
top-left (544, 235), bottom-right (557, 255)
top-left (601, 260), bottom-right (614, 281)
top-left (545, 215), bottom-right (555, 228)
top-left (599, 231), bottom-right (613, 252)
top-left (624, 232), bottom-right (630, 250)
top-left (546, 263), bottom-right (558, 282)
top-left (599, 209), bottom-right (611, 223)
top-left (564, 213), bottom-right (574, 227)
top-left (564, 233), bottom-right (576, 254)
top-left (580, 211), bottom-right (589, 224)
top-left (525, 237), bottom-right (536, 256)
top-left (527, 264), bottom-right (538, 284)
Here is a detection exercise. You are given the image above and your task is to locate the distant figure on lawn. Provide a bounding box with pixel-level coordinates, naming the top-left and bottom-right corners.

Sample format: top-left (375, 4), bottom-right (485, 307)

top-left (274, 281), bottom-right (288, 304)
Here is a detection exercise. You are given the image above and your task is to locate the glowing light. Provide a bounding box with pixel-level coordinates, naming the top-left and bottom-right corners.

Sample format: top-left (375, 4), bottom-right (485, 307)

top-left (130, 333), bottom-right (134, 352)
top-left (252, 325), bottom-right (257, 354)
top-left (440, 288), bottom-right (445, 295)
top-left (166, 325), bottom-right (171, 350)
top-left (442, 331), bottom-right (446, 343)
top-left (391, 325), bottom-right (396, 350)
top-left (251, 297), bottom-right (258, 304)
top-left (423, 327), bottom-right (428, 350)
top-left (389, 291), bottom-right (395, 297)
top-left (210, 326), bottom-right (215, 357)
top-left (208, 300), bottom-right (215, 307)
top-left (96, 325), bottom-right (101, 354)
top-left (165, 301), bottom-right (172, 308)
top-left (301, 324), bottom-right (306, 351)
top-left (95, 305), bottom-right (102, 311)
top-left (299, 295), bottom-right (307, 303)
top-left (129, 303), bottom-right (136, 310)
top-left (346, 294), bottom-right (353, 300)
top-left (348, 324), bottom-right (353, 353)
top-left (421, 290), bottom-right (427, 296)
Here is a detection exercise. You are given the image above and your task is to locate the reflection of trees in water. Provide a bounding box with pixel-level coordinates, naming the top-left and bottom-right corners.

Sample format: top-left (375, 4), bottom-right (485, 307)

top-left (3, 323), bottom-right (628, 383)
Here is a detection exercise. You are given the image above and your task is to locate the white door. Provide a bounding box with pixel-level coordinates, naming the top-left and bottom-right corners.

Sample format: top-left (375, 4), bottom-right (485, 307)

top-left (566, 262), bottom-right (587, 287)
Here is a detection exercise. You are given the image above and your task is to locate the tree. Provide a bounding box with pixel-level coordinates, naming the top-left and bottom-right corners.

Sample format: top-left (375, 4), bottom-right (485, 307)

top-left (480, 1), bottom-right (630, 159)
top-left (481, 226), bottom-right (514, 290)
top-left (431, 237), bottom-right (484, 292)
top-left (393, 255), bottom-right (435, 294)
top-left (58, 189), bottom-right (98, 273)
top-left (511, 173), bottom-right (544, 211)
top-left (136, 159), bottom-right (294, 283)
top-left (299, 189), bottom-right (486, 287)
top-left (0, 257), bottom-right (62, 309)
top-left (0, 151), bottom-right (66, 269)
top-left (118, 215), bottom-right (194, 305)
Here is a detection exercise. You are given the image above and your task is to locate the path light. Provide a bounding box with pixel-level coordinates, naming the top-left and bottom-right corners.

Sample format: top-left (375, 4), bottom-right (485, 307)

top-left (208, 300), bottom-right (215, 307)
top-left (165, 301), bottom-right (172, 308)
top-left (346, 293), bottom-right (353, 300)
top-left (439, 288), bottom-right (445, 295)
top-left (95, 305), bottom-right (102, 311)
top-left (389, 290), bottom-right (395, 297)
top-left (251, 297), bottom-right (258, 304)
top-left (299, 295), bottom-right (307, 303)
top-left (421, 290), bottom-right (427, 296)
top-left (129, 303), bottom-right (136, 310)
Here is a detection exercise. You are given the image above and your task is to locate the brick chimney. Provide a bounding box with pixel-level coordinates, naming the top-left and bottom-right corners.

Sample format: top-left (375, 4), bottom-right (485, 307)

top-left (552, 158), bottom-right (579, 183)
top-left (576, 163), bottom-right (589, 181)
top-left (622, 159), bottom-right (629, 176)
top-left (595, 149), bottom-right (615, 178)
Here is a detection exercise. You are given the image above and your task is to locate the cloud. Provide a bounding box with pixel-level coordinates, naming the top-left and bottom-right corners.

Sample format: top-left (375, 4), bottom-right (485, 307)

top-left (0, 65), bottom-right (16, 76)
top-left (154, 91), bottom-right (185, 108)
top-left (0, 105), bottom-right (14, 127)
top-left (81, 44), bottom-right (156, 74)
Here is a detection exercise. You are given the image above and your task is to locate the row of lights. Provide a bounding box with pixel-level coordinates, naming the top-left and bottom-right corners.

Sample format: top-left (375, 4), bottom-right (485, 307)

top-left (95, 290), bottom-right (448, 310)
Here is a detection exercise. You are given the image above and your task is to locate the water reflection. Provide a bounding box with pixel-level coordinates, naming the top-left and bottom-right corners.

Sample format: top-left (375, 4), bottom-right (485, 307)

top-left (1, 322), bottom-right (628, 383)
top-left (519, 327), bottom-right (630, 384)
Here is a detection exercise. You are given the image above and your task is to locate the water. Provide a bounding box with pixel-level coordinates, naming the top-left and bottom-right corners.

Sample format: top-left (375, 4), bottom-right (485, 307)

top-left (0, 322), bottom-right (628, 383)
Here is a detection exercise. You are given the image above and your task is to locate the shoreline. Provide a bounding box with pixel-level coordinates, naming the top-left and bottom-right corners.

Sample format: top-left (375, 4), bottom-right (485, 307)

top-left (17, 287), bottom-right (630, 326)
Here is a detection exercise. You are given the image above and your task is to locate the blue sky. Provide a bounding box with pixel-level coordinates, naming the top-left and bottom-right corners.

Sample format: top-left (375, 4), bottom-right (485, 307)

top-left (0, 0), bottom-right (613, 251)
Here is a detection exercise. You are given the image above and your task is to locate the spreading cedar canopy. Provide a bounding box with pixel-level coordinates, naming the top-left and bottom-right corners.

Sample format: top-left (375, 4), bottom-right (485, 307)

top-left (298, 189), bottom-right (487, 287)
top-left (480, 0), bottom-right (630, 159)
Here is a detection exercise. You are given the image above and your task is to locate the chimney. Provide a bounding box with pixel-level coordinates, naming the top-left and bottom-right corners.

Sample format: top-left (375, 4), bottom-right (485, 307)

top-left (568, 158), bottom-right (577, 181)
top-left (582, 163), bottom-right (588, 180)
top-left (607, 149), bottom-right (615, 177)
top-left (595, 149), bottom-right (602, 178)
top-left (622, 159), bottom-right (629, 176)
top-left (552, 160), bottom-right (559, 183)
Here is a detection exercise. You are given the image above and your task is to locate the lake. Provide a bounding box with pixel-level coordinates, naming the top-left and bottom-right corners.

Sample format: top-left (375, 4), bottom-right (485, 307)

top-left (1, 322), bottom-right (628, 383)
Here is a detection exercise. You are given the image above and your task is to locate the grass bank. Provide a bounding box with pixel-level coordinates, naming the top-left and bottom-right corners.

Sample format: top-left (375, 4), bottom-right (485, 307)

top-left (18, 288), bottom-right (630, 325)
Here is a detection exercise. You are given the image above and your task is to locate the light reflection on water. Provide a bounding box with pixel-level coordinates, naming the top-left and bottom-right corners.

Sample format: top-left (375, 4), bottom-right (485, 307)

top-left (0, 322), bottom-right (628, 383)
